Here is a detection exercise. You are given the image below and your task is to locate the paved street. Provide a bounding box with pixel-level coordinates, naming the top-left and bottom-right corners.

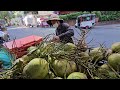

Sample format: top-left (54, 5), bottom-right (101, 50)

top-left (7, 24), bottom-right (120, 48)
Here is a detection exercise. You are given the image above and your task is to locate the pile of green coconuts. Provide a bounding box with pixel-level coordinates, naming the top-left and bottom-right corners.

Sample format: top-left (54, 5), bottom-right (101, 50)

top-left (1, 41), bottom-right (120, 79)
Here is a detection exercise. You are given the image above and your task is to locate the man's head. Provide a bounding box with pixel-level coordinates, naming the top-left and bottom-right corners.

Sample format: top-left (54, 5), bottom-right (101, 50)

top-left (47, 14), bottom-right (63, 28)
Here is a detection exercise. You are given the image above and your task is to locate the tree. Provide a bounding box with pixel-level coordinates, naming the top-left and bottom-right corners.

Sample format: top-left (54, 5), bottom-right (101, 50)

top-left (0, 11), bottom-right (10, 19)
top-left (24, 11), bottom-right (38, 14)
top-left (13, 11), bottom-right (24, 18)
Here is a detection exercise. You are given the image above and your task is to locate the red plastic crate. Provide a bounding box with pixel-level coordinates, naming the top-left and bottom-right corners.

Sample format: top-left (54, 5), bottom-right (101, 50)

top-left (3, 35), bottom-right (43, 58)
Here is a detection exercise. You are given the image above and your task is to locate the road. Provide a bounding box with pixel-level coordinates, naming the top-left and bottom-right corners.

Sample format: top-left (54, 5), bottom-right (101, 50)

top-left (7, 24), bottom-right (120, 48)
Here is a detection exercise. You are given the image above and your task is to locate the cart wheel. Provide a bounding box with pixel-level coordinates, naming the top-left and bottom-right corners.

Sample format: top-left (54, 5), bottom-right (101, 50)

top-left (89, 27), bottom-right (92, 29)
top-left (75, 25), bottom-right (77, 28)
top-left (86, 26), bottom-right (89, 29)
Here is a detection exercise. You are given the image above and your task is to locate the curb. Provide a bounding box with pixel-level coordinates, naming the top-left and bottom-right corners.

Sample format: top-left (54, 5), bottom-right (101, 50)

top-left (96, 20), bottom-right (120, 26)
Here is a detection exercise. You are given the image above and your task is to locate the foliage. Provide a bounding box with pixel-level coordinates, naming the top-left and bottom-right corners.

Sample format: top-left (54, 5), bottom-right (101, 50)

top-left (0, 11), bottom-right (25, 24)
top-left (0, 11), bottom-right (12, 20)
top-left (59, 11), bottom-right (120, 21)
top-left (13, 11), bottom-right (24, 18)
top-left (59, 11), bottom-right (91, 20)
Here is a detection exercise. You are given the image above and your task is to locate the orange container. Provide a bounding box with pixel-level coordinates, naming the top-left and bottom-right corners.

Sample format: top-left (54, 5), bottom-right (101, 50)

top-left (3, 35), bottom-right (43, 58)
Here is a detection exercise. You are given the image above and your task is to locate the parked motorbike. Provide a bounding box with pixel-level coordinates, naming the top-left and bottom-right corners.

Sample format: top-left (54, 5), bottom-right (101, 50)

top-left (0, 37), bottom-right (5, 44)
top-left (0, 28), bottom-right (10, 44)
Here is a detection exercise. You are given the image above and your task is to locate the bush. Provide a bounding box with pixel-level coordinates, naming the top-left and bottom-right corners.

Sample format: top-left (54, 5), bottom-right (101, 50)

top-left (59, 15), bottom-right (68, 20)
top-left (59, 11), bottom-right (120, 22)
top-left (59, 12), bottom-right (84, 20)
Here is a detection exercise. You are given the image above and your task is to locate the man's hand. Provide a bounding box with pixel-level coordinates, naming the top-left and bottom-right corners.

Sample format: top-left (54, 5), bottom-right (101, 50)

top-left (52, 36), bottom-right (60, 42)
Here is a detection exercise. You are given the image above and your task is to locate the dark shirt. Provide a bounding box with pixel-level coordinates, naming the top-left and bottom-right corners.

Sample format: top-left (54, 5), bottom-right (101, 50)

top-left (0, 37), bottom-right (4, 44)
top-left (56, 23), bottom-right (74, 43)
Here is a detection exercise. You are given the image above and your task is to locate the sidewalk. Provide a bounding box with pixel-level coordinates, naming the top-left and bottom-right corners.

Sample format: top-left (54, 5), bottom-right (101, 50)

top-left (96, 20), bottom-right (120, 26)
top-left (7, 25), bottom-right (29, 30)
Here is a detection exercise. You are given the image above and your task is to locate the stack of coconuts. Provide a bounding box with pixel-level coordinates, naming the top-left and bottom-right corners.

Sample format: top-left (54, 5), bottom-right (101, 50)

top-left (2, 41), bottom-right (120, 79)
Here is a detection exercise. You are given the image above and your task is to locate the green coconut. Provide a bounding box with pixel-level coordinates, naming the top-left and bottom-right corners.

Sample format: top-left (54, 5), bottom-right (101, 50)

top-left (98, 64), bottom-right (111, 73)
top-left (89, 47), bottom-right (104, 61)
top-left (23, 58), bottom-right (49, 79)
top-left (44, 71), bottom-right (55, 79)
top-left (13, 58), bottom-right (24, 65)
top-left (93, 76), bottom-right (100, 79)
top-left (111, 42), bottom-right (120, 53)
top-left (105, 49), bottom-right (113, 60)
top-left (52, 60), bottom-right (77, 78)
top-left (41, 42), bottom-right (48, 47)
top-left (79, 52), bottom-right (90, 62)
top-left (54, 77), bottom-right (63, 79)
top-left (108, 53), bottom-right (120, 71)
top-left (100, 71), bottom-right (118, 79)
top-left (53, 50), bottom-right (70, 56)
top-left (21, 55), bottom-right (30, 64)
top-left (106, 49), bottom-right (112, 56)
top-left (47, 55), bottom-right (56, 64)
top-left (64, 43), bottom-right (76, 51)
top-left (41, 43), bottom-right (55, 54)
top-left (27, 46), bottom-right (37, 52)
top-left (107, 71), bottom-right (118, 79)
top-left (36, 49), bottom-right (41, 54)
top-left (55, 50), bottom-right (65, 55)
top-left (67, 72), bottom-right (87, 79)
top-left (27, 54), bottom-right (36, 61)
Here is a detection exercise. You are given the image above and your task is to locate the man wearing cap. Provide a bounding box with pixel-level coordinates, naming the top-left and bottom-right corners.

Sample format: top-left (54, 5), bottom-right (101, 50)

top-left (47, 14), bottom-right (74, 44)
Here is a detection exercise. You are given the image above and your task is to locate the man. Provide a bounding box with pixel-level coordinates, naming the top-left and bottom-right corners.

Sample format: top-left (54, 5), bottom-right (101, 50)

top-left (47, 14), bottom-right (74, 43)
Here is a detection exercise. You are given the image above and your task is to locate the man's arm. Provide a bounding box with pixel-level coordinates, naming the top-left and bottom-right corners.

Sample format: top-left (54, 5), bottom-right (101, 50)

top-left (58, 27), bottom-right (74, 39)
